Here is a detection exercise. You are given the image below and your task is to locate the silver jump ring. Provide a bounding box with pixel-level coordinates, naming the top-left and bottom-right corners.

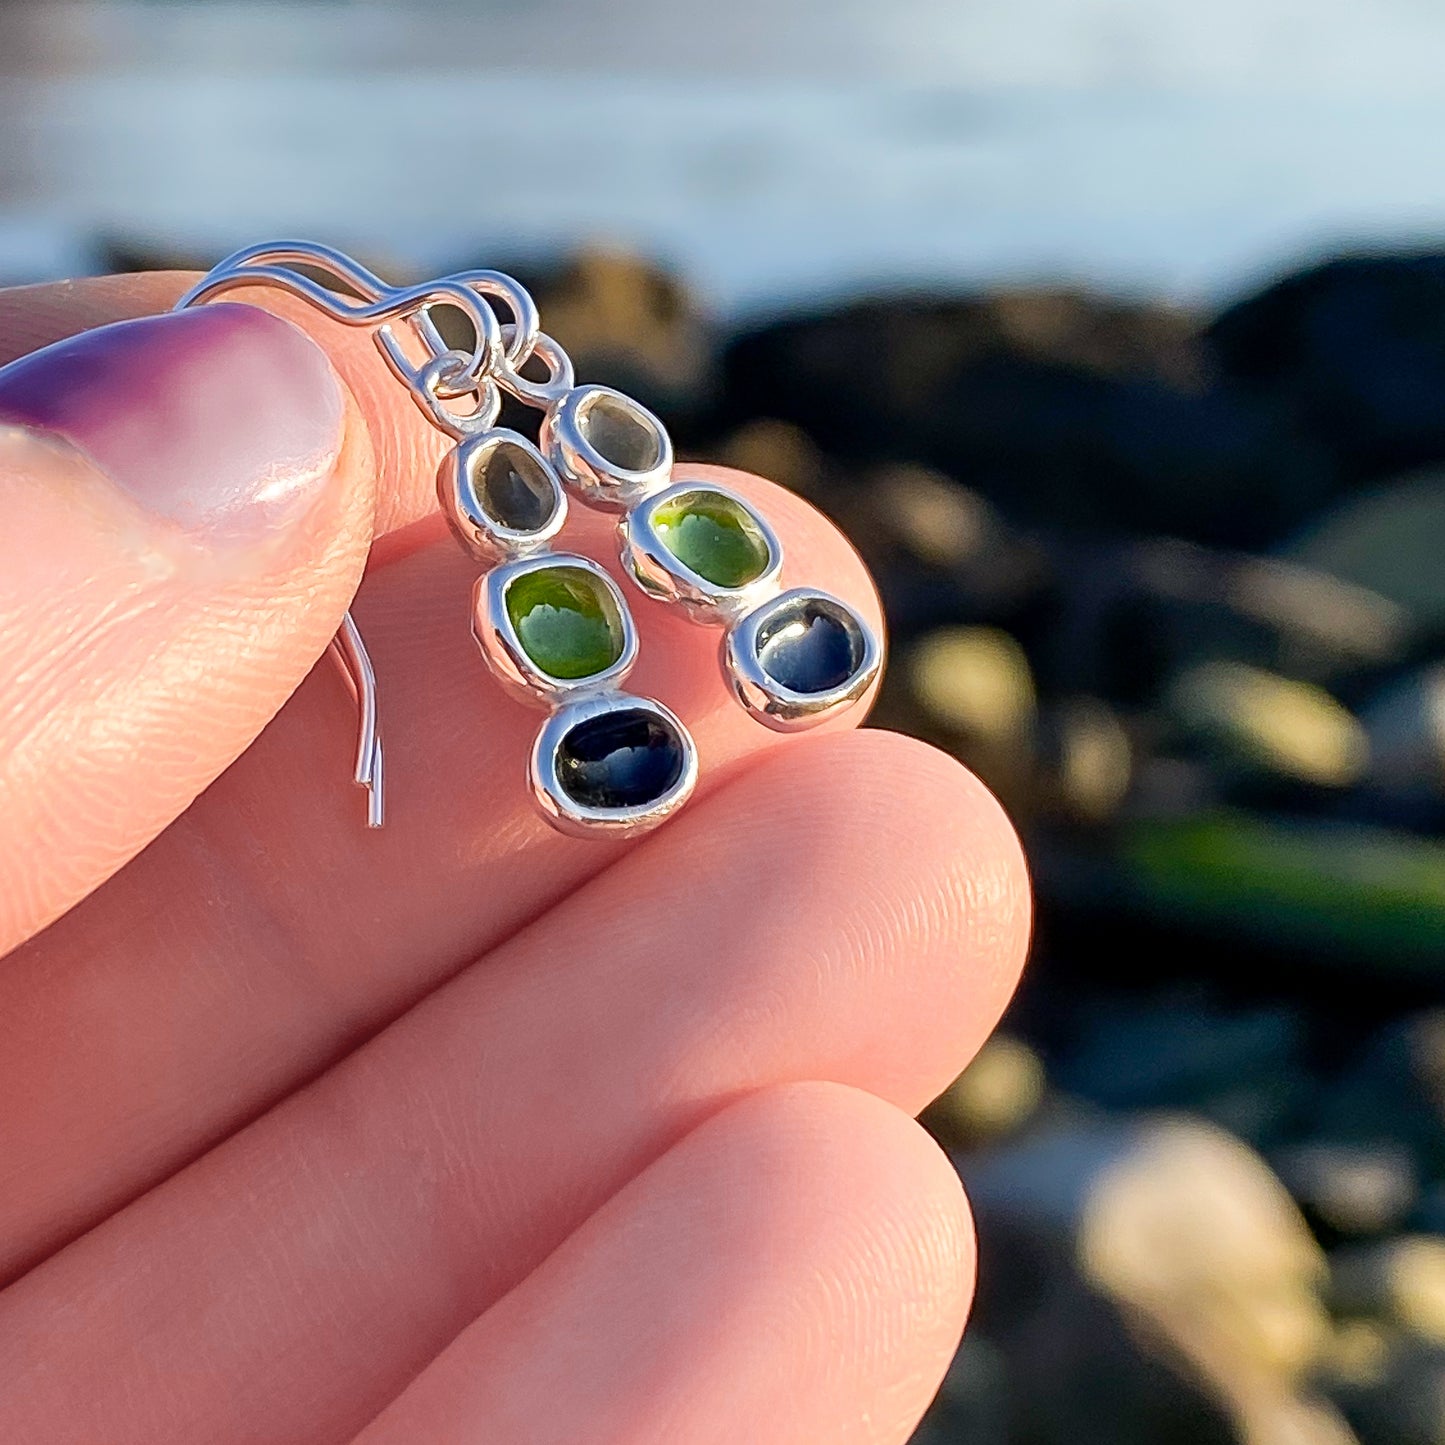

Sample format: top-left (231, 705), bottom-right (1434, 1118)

top-left (412, 352), bottom-right (503, 441)
top-left (494, 328), bottom-right (575, 409)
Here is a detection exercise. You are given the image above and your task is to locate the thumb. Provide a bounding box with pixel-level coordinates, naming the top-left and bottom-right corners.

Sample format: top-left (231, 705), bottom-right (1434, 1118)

top-left (0, 302), bottom-right (375, 955)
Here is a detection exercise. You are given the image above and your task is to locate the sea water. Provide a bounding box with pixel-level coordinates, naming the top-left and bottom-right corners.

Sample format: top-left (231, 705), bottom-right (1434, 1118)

top-left (1, 0), bottom-right (1444, 309)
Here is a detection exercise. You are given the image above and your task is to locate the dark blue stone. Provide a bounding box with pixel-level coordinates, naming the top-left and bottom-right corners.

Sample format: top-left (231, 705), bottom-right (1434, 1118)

top-left (557, 709), bottom-right (685, 809)
top-left (756, 599), bottom-right (863, 694)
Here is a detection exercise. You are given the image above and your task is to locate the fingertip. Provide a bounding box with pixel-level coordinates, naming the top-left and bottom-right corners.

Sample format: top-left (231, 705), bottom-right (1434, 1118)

top-left (877, 725), bottom-right (1034, 972)
top-left (859, 727), bottom-right (1033, 1005)
top-left (768, 723), bottom-right (1031, 963)
top-left (721, 1079), bottom-right (978, 1310)
top-left (629, 1080), bottom-right (979, 1440)
top-left (0, 299), bottom-right (379, 954)
top-left (692, 725), bottom-right (1032, 1106)
top-left (0, 272), bottom-right (449, 536)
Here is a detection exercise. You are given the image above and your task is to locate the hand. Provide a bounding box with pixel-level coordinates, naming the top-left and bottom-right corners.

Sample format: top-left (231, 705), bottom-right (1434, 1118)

top-left (0, 276), bottom-right (1029, 1445)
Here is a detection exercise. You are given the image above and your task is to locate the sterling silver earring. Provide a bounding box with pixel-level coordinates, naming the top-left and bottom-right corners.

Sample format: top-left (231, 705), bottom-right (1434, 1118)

top-left (176, 242), bottom-right (882, 838)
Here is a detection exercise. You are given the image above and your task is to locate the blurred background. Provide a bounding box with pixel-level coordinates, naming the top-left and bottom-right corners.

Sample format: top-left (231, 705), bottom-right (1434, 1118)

top-left (5, 1), bottom-right (1445, 1440)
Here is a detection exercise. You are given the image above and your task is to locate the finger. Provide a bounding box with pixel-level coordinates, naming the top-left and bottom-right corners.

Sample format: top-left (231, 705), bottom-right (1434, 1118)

top-left (0, 466), bottom-right (887, 1281)
top-left (351, 1084), bottom-right (972, 1445)
top-left (0, 731), bottom-right (1024, 1445)
top-left (0, 303), bottom-right (375, 954)
top-left (1, 272), bottom-right (451, 536)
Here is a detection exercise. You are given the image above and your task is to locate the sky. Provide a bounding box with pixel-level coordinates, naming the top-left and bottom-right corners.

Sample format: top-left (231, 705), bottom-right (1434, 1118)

top-left (1, 0), bottom-right (1443, 310)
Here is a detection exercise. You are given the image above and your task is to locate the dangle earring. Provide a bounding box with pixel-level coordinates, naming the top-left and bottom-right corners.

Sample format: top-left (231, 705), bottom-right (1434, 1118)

top-left (538, 387), bottom-right (881, 729)
top-left (619, 469), bottom-right (880, 732)
top-left (439, 424), bottom-right (696, 837)
top-left (175, 241), bottom-right (881, 837)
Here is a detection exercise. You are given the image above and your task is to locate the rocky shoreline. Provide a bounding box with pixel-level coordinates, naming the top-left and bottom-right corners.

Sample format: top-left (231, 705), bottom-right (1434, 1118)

top-left (108, 239), bottom-right (1445, 1444)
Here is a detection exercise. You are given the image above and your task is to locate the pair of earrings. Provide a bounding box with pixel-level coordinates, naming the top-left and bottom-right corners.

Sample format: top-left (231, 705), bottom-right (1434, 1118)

top-left (179, 243), bottom-right (882, 839)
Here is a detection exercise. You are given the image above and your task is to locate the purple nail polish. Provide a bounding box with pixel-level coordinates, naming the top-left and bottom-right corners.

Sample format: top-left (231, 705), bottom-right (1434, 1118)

top-left (0, 303), bottom-right (345, 533)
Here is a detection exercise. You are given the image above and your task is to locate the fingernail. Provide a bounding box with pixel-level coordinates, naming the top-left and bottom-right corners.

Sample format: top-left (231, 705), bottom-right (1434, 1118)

top-left (0, 303), bottom-right (345, 536)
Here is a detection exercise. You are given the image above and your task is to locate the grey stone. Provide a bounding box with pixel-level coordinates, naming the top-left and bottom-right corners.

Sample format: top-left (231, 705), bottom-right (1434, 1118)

top-left (1271, 1143), bottom-right (1420, 1239)
top-left (922, 1035), bottom-right (1048, 1152)
top-left (1288, 471), bottom-right (1445, 633)
top-left (962, 1116), bottom-right (1350, 1445)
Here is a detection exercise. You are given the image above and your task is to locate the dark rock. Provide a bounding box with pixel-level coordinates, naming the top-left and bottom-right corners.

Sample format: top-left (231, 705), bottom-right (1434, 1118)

top-left (1329, 1337), bottom-right (1445, 1445)
top-left (1317, 1014), bottom-right (1445, 1178)
top-left (492, 247), bottom-right (718, 434)
top-left (903, 1419), bottom-right (951, 1445)
top-left (1330, 1237), bottom-right (1445, 1343)
top-left (921, 1336), bottom-right (1010, 1445)
top-left (1042, 536), bottom-right (1410, 706)
top-left (1053, 993), bottom-right (1308, 1142)
top-left (1288, 472), bottom-right (1445, 637)
top-left (99, 239), bottom-right (722, 442)
top-left (722, 290), bottom-right (1336, 548)
top-left (709, 419), bottom-right (826, 497)
top-left (834, 464), bottom-right (1055, 645)
top-left (1208, 253), bottom-right (1445, 484)
top-left (92, 238), bottom-right (223, 274)
top-left (1415, 1188), bottom-right (1445, 1238)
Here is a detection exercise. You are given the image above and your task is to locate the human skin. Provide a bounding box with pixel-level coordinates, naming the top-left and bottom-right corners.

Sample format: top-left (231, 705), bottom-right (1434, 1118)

top-left (0, 275), bottom-right (1031, 1445)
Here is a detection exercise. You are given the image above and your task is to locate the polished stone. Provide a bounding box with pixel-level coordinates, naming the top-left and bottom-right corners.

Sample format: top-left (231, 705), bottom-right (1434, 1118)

top-left (481, 442), bottom-right (558, 532)
top-left (654, 489), bottom-right (771, 587)
top-left (556, 708), bottom-right (686, 809)
top-left (578, 391), bottom-right (663, 471)
top-left (757, 597), bottom-right (864, 693)
top-left (506, 566), bottom-right (623, 679)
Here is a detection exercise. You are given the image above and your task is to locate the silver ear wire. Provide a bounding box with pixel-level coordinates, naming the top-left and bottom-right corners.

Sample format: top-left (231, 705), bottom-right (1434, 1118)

top-left (176, 241), bottom-right (510, 830)
top-left (327, 612), bottom-right (384, 828)
top-left (173, 239), bottom-right (508, 830)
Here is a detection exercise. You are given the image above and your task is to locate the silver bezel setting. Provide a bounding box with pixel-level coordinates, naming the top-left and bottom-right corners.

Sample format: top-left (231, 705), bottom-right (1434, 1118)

top-left (438, 428), bottom-right (568, 561)
top-left (621, 478), bottom-right (785, 623)
top-left (540, 384), bottom-right (675, 510)
top-left (474, 552), bottom-right (639, 706)
top-left (725, 587), bottom-right (883, 732)
top-left (531, 692), bottom-right (699, 838)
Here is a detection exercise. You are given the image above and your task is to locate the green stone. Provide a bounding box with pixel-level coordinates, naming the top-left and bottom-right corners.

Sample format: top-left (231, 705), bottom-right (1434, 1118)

top-left (505, 566), bottom-right (623, 679)
top-left (654, 491), bottom-right (771, 588)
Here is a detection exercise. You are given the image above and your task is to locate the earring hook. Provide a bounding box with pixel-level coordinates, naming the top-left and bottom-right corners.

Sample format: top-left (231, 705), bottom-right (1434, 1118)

top-left (172, 241), bottom-right (436, 829)
top-left (328, 612), bottom-right (384, 828)
top-left (174, 243), bottom-right (543, 829)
